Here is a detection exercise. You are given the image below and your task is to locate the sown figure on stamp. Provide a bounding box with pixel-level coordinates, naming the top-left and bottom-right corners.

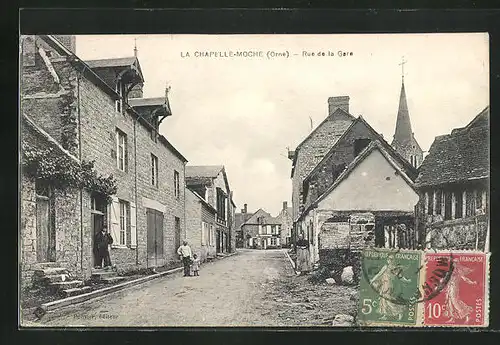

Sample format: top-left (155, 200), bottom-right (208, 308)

top-left (369, 254), bottom-right (411, 321)
top-left (443, 261), bottom-right (477, 323)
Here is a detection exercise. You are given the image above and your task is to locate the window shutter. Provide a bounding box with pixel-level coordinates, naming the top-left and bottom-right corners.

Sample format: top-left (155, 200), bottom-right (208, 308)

top-left (126, 202), bottom-right (132, 247)
top-left (130, 202), bottom-right (137, 248)
top-left (124, 135), bottom-right (129, 172)
top-left (111, 131), bottom-right (117, 160)
top-left (110, 196), bottom-right (120, 248)
top-left (201, 222), bottom-right (206, 245)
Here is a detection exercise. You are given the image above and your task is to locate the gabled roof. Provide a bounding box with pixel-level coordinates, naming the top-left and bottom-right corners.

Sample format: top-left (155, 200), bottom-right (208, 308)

top-left (187, 187), bottom-right (217, 213)
top-left (129, 97), bottom-right (172, 117)
top-left (22, 113), bottom-right (80, 163)
top-left (304, 115), bottom-right (418, 183)
top-left (291, 108), bottom-right (356, 178)
top-left (301, 140), bottom-right (417, 219)
top-left (186, 165), bottom-right (224, 178)
top-left (85, 56), bottom-right (145, 83)
top-left (415, 107), bottom-right (489, 188)
top-left (243, 208), bottom-right (281, 225)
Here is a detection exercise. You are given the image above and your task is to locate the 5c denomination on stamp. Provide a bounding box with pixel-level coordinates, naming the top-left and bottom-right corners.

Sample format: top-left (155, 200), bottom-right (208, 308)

top-left (358, 248), bottom-right (422, 326)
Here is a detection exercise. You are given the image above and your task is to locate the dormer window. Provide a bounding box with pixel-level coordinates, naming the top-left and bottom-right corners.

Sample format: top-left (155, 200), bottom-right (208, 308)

top-left (115, 81), bottom-right (124, 113)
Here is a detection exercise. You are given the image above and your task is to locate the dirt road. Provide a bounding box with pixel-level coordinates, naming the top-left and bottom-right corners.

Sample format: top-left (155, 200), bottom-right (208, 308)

top-left (29, 249), bottom-right (356, 327)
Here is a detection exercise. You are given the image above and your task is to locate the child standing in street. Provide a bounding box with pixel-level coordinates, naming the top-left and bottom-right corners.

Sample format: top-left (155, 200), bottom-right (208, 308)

top-left (191, 254), bottom-right (200, 276)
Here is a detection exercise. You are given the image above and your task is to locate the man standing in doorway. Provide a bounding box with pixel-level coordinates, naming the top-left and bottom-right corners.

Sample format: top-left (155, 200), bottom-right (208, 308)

top-left (177, 240), bottom-right (193, 277)
top-left (94, 225), bottom-right (114, 269)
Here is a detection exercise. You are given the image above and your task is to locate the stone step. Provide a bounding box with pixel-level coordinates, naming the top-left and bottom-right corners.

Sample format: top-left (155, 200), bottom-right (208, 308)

top-left (33, 262), bottom-right (61, 269)
top-left (100, 276), bottom-right (126, 284)
top-left (34, 267), bottom-right (69, 277)
top-left (61, 286), bottom-right (92, 298)
top-left (49, 280), bottom-right (84, 291)
top-left (91, 272), bottom-right (118, 282)
top-left (42, 273), bottom-right (74, 284)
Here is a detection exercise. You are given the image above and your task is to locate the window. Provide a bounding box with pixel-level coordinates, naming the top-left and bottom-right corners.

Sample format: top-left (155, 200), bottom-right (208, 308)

top-left (455, 191), bottom-right (463, 219)
top-left (435, 190), bottom-right (442, 215)
top-left (465, 190), bottom-right (475, 217)
top-left (427, 191), bottom-right (433, 215)
top-left (444, 191), bottom-right (452, 220)
top-left (216, 188), bottom-right (226, 221)
top-left (115, 81), bottom-right (124, 113)
top-left (201, 222), bottom-right (207, 245)
top-left (151, 154), bottom-right (158, 187)
top-left (119, 200), bottom-right (129, 245)
top-left (116, 129), bottom-right (127, 171)
top-left (476, 190), bottom-right (483, 213)
top-left (174, 170), bottom-right (180, 199)
top-left (271, 225), bottom-right (276, 234)
top-left (270, 238), bottom-right (277, 246)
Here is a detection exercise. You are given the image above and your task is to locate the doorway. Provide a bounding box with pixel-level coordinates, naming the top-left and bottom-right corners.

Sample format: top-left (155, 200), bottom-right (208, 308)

top-left (147, 208), bottom-right (164, 267)
top-left (216, 229), bottom-right (221, 253)
top-left (91, 194), bottom-right (107, 267)
top-left (35, 180), bottom-right (56, 262)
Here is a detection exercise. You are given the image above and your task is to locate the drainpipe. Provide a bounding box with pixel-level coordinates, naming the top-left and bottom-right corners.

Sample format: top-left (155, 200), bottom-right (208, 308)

top-left (77, 72), bottom-right (84, 275)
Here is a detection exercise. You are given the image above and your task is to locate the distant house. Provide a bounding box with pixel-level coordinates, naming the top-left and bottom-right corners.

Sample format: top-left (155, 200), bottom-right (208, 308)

top-left (234, 203), bottom-right (252, 248)
top-left (298, 140), bottom-right (419, 268)
top-left (276, 202), bottom-right (293, 247)
top-left (242, 209), bottom-right (282, 249)
top-left (185, 188), bottom-right (217, 262)
top-left (415, 106), bottom-right (489, 251)
top-left (185, 165), bottom-right (235, 254)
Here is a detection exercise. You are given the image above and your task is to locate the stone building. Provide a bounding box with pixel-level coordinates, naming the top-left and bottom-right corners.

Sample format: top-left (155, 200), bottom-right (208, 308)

top-left (415, 106), bottom-right (489, 251)
top-left (391, 77), bottom-right (423, 169)
top-left (185, 188), bottom-right (217, 262)
top-left (20, 35), bottom-right (188, 287)
top-left (241, 209), bottom-right (282, 249)
top-left (289, 96), bottom-right (355, 238)
top-left (298, 140), bottom-right (419, 269)
top-left (234, 203), bottom-right (252, 248)
top-left (276, 201), bottom-right (293, 247)
top-left (185, 165), bottom-right (236, 254)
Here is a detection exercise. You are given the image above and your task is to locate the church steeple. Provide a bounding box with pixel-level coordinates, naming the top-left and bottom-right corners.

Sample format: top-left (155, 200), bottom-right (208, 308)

top-left (391, 57), bottom-right (423, 168)
top-left (392, 80), bottom-right (413, 145)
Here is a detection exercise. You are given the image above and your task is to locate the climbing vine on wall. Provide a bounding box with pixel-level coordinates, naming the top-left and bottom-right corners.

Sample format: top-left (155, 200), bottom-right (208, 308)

top-left (22, 140), bottom-right (117, 203)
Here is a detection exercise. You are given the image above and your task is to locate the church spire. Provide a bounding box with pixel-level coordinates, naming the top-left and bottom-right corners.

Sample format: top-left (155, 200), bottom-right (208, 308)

top-left (134, 38), bottom-right (138, 57)
top-left (391, 56), bottom-right (423, 168)
top-left (392, 56), bottom-right (413, 146)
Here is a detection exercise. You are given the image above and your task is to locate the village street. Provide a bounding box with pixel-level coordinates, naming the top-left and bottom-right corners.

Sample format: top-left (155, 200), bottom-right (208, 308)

top-left (29, 249), bottom-right (356, 327)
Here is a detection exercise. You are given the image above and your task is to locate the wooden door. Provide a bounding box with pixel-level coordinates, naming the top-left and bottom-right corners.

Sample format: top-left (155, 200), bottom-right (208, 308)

top-left (36, 196), bottom-right (50, 262)
top-left (216, 230), bottom-right (221, 253)
top-left (91, 212), bottom-right (104, 265)
top-left (155, 211), bottom-right (164, 259)
top-left (147, 208), bottom-right (164, 267)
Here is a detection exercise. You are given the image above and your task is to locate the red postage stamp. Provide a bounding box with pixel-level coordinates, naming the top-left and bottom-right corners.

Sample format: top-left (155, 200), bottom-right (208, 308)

top-left (423, 252), bottom-right (489, 327)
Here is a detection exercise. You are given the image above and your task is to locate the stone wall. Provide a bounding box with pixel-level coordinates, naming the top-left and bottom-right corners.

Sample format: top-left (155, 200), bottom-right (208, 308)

top-left (425, 216), bottom-right (488, 250)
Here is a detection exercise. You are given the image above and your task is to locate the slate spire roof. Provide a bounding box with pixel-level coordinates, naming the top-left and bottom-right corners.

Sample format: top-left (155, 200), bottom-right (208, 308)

top-left (392, 81), bottom-right (413, 146)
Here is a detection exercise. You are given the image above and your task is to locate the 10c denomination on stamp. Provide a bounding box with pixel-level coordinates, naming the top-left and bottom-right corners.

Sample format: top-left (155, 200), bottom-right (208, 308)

top-left (423, 252), bottom-right (489, 327)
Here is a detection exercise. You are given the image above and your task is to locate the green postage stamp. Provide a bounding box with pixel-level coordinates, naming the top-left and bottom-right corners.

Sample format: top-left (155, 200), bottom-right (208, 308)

top-left (358, 248), bottom-right (422, 326)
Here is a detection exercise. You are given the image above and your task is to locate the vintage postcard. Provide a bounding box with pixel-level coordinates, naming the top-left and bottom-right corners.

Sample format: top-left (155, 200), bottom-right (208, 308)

top-left (19, 33), bottom-right (489, 328)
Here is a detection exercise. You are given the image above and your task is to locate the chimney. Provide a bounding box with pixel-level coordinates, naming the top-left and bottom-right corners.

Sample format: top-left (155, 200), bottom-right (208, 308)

top-left (328, 96), bottom-right (350, 115)
top-left (53, 35), bottom-right (76, 53)
top-left (283, 201), bottom-right (288, 210)
top-left (244, 204), bottom-right (248, 213)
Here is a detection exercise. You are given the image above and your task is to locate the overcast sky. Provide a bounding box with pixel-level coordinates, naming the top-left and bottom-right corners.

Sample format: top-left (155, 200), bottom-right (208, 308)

top-left (76, 33), bottom-right (489, 216)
